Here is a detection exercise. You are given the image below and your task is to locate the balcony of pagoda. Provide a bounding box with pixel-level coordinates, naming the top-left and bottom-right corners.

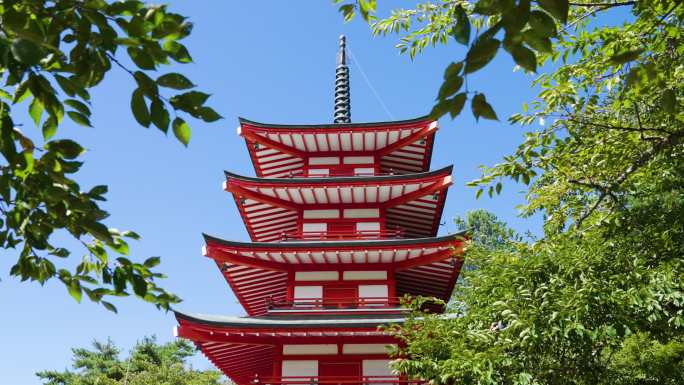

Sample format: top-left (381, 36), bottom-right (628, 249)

top-left (253, 376), bottom-right (423, 385)
top-left (265, 296), bottom-right (406, 314)
top-left (280, 229), bottom-right (405, 242)
top-left (223, 166), bottom-right (453, 243)
top-left (237, 116), bottom-right (438, 178)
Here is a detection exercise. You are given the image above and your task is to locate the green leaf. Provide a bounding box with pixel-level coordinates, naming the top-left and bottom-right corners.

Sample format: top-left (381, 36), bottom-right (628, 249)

top-left (451, 5), bottom-right (470, 45)
top-left (130, 88), bottom-right (150, 127)
top-left (157, 73), bottom-right (195, 90)
top-left (170, 91), bottom-right (210, 110)
top-left (471, 93), bottom-right (499, 121)
top-left (11, 38), bottom-right (45, 65)
top-left (537, 0), bottom-right (568, 24)
top-left (89, 185), bottom-right (108, 196)
top-left (144, 256), bottom-right (161, 268)
top-left (465, 38), bottom-right (501, 74)
top-left (449, 93), bottom-right (467, 118)
top-left (54, 75), bottom-right (77, 97)
top-left (150, 98), bottom-right (170, 132)
top-left (13, 80), bottom-right (31, 104)
top-left (197, 106), bottom-right (222, 122)
top-left (113, 268), bottom-right (126, 293)
top-left (339, 4), bottom-right (356, 22)
top-left (438, 75), bottom-right (464, 100)
top-left (42, 116), bottom-right (57, 141)
top-left (131, 274), bottom-right (148, 297)
top-left (127, 47), bottom-right (156, 70)
top-left (82, 221), bottom-right (113, 243)
top-left (444, 62), bottom-right (464, 79)
top-left (610, 49), bottom-right (644, 65)
top-left (163, 40), bottom-right (193, 63)
top-left (46, 140), bottom-right (84, 159)
top-left (101, 301), bottom-right (118, 313)
top-left (503, 0), bottom-right (530, 33)
top-left (662, 89), bottom-right (676, 113)
top-left (67, 111), bottom-right (92, 127)
top-left (512, 45), bottom-right (537, 72)
top-left (429, 99), bottom-right (451, 120)
top-left (68, 280), bottom-right (82, 303)
top-left (64, 99), bottom-right (91, 116)
top-left (133, 71), bottom-right (159, 97)
top-left (122, 230), bottom-right (141, 240)
top-left (172, 117), bottom-right (191, 146)
top-left (475, 188), bottom-right (483, 199)
top-left (523, 30), bottom-right (552, 53)
top-left (529, 10), bottom-right (557, 37)
top-left (29, 98), bottom-right (44, 127)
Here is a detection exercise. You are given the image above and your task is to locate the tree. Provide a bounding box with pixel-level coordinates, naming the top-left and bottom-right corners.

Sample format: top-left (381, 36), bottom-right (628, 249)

top-left (36, 336), bottom-right (227, 385)
top-left (0, 1), bottom-right (220, 311)
top-left (337, 1), bottom-right (684, 383)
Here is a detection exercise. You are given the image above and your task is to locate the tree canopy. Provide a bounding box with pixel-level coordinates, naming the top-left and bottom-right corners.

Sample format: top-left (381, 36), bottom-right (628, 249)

top-left (0, 0), bottom-right (220, 311)
top-left (338, 0), bottom-right (684, 383)
top-left (36, 336), bottom-right (227, 385)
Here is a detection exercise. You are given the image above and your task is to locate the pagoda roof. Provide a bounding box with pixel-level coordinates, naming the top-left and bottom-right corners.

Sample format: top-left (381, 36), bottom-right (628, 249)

top-left (204, 231), bottom-right (464, 250)
top-left (203, 233), bottom-right (465, 316)
top-left (238, 115), bottom-right (431, 129)
top-left (224, 165), bottom-right (452, 185)
top-left (176, 310), bottom-right (406, 329)
top-left (175, 311), bottom-right (400, 385)
top-left (225, 166), bottom-right (453, 242)
top-left (238, 116), bottom-right (437, 177)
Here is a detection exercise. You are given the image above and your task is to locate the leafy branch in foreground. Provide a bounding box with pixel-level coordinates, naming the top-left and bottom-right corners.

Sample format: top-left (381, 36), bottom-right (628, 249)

top-left (0, 0), bottom-right (222, 311)
top-left (335, 0), bottom-right (658, 123)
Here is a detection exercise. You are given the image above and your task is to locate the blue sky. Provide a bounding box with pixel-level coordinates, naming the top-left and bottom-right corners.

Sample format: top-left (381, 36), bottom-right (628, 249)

top-left (0, 2), bottom-right (546, 383)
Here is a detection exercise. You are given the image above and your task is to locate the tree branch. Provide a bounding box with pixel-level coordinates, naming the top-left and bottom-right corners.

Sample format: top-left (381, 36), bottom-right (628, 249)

top-left (575, 129), bottom-right (684, 227)
top-left (567, 1), bottom-right (636, 7)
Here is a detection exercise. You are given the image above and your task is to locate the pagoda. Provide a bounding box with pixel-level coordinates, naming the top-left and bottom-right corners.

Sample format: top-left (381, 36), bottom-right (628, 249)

top-left (173, 36), bottom-right (466, 385)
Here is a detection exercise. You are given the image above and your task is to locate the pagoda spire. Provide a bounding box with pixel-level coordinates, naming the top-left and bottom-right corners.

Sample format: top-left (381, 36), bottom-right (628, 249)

top-left (334, 35), bottom-right (351, 124)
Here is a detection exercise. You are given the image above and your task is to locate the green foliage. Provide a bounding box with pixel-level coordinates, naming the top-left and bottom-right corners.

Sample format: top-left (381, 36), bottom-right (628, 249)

top-left (340, 1), bottom-right (684, 383)
top-left (36, 336), bottom-right (227, 385)
top-left (0, 0), bottom-right (225, 310)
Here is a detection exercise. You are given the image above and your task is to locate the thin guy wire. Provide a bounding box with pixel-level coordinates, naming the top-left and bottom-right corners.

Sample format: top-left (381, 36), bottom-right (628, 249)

top-left (347, 46), bottom-right (396, 120)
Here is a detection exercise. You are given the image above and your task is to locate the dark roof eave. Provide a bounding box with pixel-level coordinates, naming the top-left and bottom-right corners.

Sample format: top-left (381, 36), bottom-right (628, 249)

top-left (202, 231), bottom-right (466, 250)
top-left (174, 310), bottom-right (406, 329)
top-left (224, 165), bottom-right (453, 185)
top-left (238, 115), bottom-right (432, 130)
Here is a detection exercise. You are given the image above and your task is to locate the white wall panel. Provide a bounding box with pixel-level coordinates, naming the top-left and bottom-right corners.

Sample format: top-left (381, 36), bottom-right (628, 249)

top-left (343, 209), bottom-right (380, 218)
top-left (309, 157), bottom-right (340, 165)
top-left (282, 360), bottom-right (318, 377)
top-left (343, 271), bottom-right (388, 280)
top-left (359, 285), bottom-right (388, 298)
top-left (295, 271), bottom-right (339, 281)
top-left (362, 360), bottom-right (393, 376)
top-left (304, 209), bottom-right (340, 219)
top-left (283, 345), bottom-right (338, 355)
top-left (294, 286), bottom-right (322, 299)
top-left (303, 222), bottom-right (328, 232)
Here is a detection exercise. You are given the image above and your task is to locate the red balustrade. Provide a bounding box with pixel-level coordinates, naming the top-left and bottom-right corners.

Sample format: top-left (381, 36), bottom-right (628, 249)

top-left (281, 229), bottom-right (405, 241)
top-left (254, 376), bottom-right (423, 385)
top-left (267, 297), bottom-right (402, 310)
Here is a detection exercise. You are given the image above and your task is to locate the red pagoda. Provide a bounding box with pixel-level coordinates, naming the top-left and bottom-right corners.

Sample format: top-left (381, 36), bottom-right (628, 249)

top-left (174, 36), bottom-right (465, 385)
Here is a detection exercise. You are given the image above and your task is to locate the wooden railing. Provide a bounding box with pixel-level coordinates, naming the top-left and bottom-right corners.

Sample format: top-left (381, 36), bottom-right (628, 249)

top-left (281, 229), bottom-right (404, 241)
top-left (267, 297), bottom-right (403, 310)
top-left (254, 376), bottom-right (423, 385)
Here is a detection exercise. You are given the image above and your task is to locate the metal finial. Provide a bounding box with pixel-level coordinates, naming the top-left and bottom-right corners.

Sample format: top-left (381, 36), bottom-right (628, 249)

top-left (337, 35), bottom-right (346, 65)
top-left (334, 35), bottom-right (351, 124)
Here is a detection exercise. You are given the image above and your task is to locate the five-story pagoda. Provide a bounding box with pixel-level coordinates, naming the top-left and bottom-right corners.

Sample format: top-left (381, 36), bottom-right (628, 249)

top-left (173, 36), bottom-right (466, 385)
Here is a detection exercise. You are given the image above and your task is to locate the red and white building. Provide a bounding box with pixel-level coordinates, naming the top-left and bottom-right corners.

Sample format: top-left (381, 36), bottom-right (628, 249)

top-left (174, 36), bottom-right (465, 385)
